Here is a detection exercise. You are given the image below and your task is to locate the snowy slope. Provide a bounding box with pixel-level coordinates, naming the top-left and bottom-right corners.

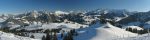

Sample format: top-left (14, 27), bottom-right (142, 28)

top-left (91, 23), bottom-right (137, 40)
top-left (0, 18), bottom-right (5, 23)
top-left (75, 22), bottom-right (137, 40)
top-left (0, 31), bottom-right (40, 40)
top-left (115, 33), bottom-right (150, 40)
top-left (21, 23), bottom-right (88, 31)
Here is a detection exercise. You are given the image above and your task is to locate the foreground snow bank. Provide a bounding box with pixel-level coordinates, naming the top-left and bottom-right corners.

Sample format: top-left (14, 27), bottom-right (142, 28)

top-left (115, 33), bottom-right (150, 40)
top-left (75, 22), bottom-right (138, 40)
top-left (0, 31), bottom-right (40, 40)
top-left (91, 23), bottom-right (137, 40)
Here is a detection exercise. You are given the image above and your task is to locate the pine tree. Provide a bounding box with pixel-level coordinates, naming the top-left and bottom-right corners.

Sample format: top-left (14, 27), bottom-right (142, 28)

top-left (46, 33), bottom-right (51, 40)
top-left (44, 29), bottom-right (51, 33)
top-left (63, 34), bottom-right (68, 40)
top-left (68, 32), bottom-right (73, 40)
top-left (70, 29), bottom-right (75, 35)
top-left (132, 28), bottom-right (138, 33)
top-left (42, 35), bottom-right (46, 40)
top-left (53, 32), bottom-right (58, 40)
top-left (126, 27), bottom-right (132, 32)
top-left (61, 32), bottom-right (64, 38)
top-left (30, 35), bottom-right (35, 38)
top-left (63, 32), bottom-right (74, 40)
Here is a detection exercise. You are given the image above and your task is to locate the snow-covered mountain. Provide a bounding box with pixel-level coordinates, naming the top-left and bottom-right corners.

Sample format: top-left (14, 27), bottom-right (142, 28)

top-left (117, 11), bottom-right (150, 28)
top-left (1, 9), bottom-right (150, 40)
top-left (85, 9), bottom-right (132, 22)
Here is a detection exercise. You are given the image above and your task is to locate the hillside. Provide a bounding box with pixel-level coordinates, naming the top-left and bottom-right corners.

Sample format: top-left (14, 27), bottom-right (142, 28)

top-left (0, 31), bottom-right (39, 40)
top-left (75, 22), bottom-right (138, 40)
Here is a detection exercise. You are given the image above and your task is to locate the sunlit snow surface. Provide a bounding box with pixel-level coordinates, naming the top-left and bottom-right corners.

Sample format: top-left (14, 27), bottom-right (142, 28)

top-left (21, 22), bottom-right (88, 31)
top-left (74, 22), bottom-right (150, 40)
top-left (0, 31), bottom-right (40, 40)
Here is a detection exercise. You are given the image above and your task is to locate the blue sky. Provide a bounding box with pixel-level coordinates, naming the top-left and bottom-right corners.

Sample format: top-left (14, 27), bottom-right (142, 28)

top-left (0, 0), bottom-right (150, 14)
